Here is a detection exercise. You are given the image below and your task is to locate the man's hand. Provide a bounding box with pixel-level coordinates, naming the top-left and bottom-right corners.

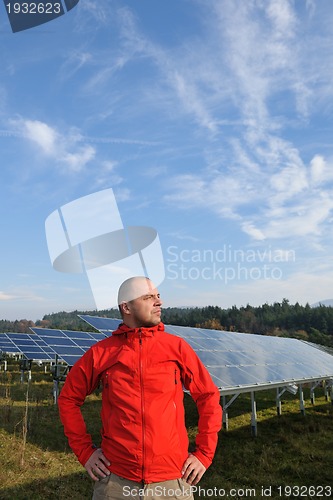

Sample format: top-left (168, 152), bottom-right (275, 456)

top-left (84, 448), bottom-right (111, 481)
top-left (181, 453), bottom-right (206, 485)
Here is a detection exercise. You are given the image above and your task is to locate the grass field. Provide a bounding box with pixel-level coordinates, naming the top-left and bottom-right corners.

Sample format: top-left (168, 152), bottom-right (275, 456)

top-left (0, 362), bottom-right (332, 500)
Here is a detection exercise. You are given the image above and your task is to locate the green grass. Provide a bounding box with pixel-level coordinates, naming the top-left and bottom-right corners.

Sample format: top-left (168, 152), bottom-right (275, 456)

top-left (0, 364), bottom-right (333, 499)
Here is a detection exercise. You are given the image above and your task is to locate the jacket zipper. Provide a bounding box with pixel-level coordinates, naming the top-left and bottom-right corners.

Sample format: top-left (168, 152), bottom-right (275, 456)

top-left (139, 330), bottom-right (146, 482)
top-left (174, 368), bottom-right (178, 410)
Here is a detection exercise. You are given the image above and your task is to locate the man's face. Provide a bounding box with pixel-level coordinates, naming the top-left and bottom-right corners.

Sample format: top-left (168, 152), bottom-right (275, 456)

top-left (122, 279), bottom-right (163, 328)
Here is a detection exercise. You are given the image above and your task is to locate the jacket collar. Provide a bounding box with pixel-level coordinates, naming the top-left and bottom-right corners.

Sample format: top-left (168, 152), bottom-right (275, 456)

top-left (112, 322), bottom-right (164, 338)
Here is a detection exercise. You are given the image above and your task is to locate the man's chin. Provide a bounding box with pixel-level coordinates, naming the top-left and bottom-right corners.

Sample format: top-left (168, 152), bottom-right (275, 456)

top-left (143, 317), bottom-right (161, 327)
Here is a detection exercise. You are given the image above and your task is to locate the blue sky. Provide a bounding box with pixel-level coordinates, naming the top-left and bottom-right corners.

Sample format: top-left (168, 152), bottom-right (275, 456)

top-left (1, 0), bottom-right (333, 321)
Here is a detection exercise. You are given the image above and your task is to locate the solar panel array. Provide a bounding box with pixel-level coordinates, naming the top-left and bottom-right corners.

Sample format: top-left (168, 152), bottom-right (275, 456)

top-left (30, 328), bottom-right (107, 366)
top-left (0, 329), bottom-right (107, 366)
top-left (0, 319), bottom-right (118, 367)
top-left (1, 316), bottom-right (333, 396)
top-left (0, 332), bottom-right (54, 361)
top-left (79, 316), bottom-right (333, 393)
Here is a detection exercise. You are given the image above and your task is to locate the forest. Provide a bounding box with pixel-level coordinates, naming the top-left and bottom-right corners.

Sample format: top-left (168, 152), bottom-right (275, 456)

top-left (1, 299), bottom-right (333, 347)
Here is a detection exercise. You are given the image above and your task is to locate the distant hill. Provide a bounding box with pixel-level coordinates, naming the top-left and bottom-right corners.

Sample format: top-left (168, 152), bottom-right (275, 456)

top-left (311, 299), bottom-right (333, 307)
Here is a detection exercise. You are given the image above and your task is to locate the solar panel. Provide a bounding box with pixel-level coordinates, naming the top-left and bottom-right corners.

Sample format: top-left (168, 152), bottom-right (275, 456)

top-left (30, 328), bottom-right (107, 366)
top-left (78, 317), bottom-right (333, 394)
top-left (0, 334), bottom-right (22, 355)
top-left (0, 329), bottom-right (108, 366)
top-left (0, 327), bottom-right (109, 366)
top-left (0, 332), bottom-right (54, 361)
top-left (164, 325), bottom-right (333, 393)
top-left (79, 315), bottom-right (121, 334)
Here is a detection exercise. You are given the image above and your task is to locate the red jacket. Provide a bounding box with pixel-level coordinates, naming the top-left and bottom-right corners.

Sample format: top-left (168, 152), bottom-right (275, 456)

top-left (58, 322), bottom-right (222, 483)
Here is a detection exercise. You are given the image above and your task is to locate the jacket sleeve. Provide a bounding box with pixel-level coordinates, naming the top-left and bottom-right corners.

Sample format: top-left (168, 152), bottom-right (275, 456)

top-left (58, 347), bottom-right (101, 466)
top-left (180, 339), bottom-right (222, 469)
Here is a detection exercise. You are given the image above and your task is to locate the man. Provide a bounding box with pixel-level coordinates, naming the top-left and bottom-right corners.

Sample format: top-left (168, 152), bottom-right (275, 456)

top-left (58, 277), bottom-right (222, 499)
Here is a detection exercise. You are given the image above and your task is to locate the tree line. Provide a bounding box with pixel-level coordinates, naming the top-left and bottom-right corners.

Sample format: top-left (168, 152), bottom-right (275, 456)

top-left (1, 299), bottom-right (333, 347)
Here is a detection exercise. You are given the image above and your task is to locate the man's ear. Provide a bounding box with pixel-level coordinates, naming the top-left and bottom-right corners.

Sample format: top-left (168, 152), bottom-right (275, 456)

top-left (120, 302), bottom-right (131, 316)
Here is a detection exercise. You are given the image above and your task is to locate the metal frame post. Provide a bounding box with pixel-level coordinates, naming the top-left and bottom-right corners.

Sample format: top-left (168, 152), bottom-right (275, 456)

top-left (324, 382), bottom-right (329, 401)
top-left (222, 396), bottom-right (228, 430)
top-left (276, 387), bottom-right (282, 416)
top-left (53, 379), bottom-right (59, 405)
top-left (310, 387), bottom-right (315, 405)
top-left (251, 391), bottom-right (257, 437)
top-left (299, 384), bottom-right (305, 415)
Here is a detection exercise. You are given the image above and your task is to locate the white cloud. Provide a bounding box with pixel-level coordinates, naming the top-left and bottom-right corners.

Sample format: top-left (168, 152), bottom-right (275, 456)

top-left (0, 291), bottom-right (17, 301)
top-left (264, 195), bottom-right (333, 239)
top-left (0, 288), bottom-right (47, 303)
top-left (58, 51), bottom-right (92, 81)
top-left (24, 120), bottom-right (58, 155)
top-left (114, 187), bottom-right (131, 202)
top-left (76, 5), bottom-right (221, 134)
top-left (269, 164), bottom-right (308, 198)
top-left (266, 0), bottom-right (297, 39)
top-left (170, 71), bottom-right (218, 133)
top-left (167, 231), bottom-right (199, 242)
top-left (309, 154), bottom-right (333, 185)
top-left (311, 155), bottom-right (326, 184)
top-left (154, 1), bottom-right (333, 244)
top-left (242, 223), bottom-right (266, 241)
top-left (61, 145), bottom-right (95, 172)
top-left (92, 160), bottom-right (123, 189)
top-left (10, 118), bottom-right (96, 173)
top-left (102, 160), bottom-right (118, 172)
top-left (164, 146), bottom-right (333, 242)
top-left (142, 165), bottom-right (168, 178)
top-left (73, 0), bottom-right (112, 33)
